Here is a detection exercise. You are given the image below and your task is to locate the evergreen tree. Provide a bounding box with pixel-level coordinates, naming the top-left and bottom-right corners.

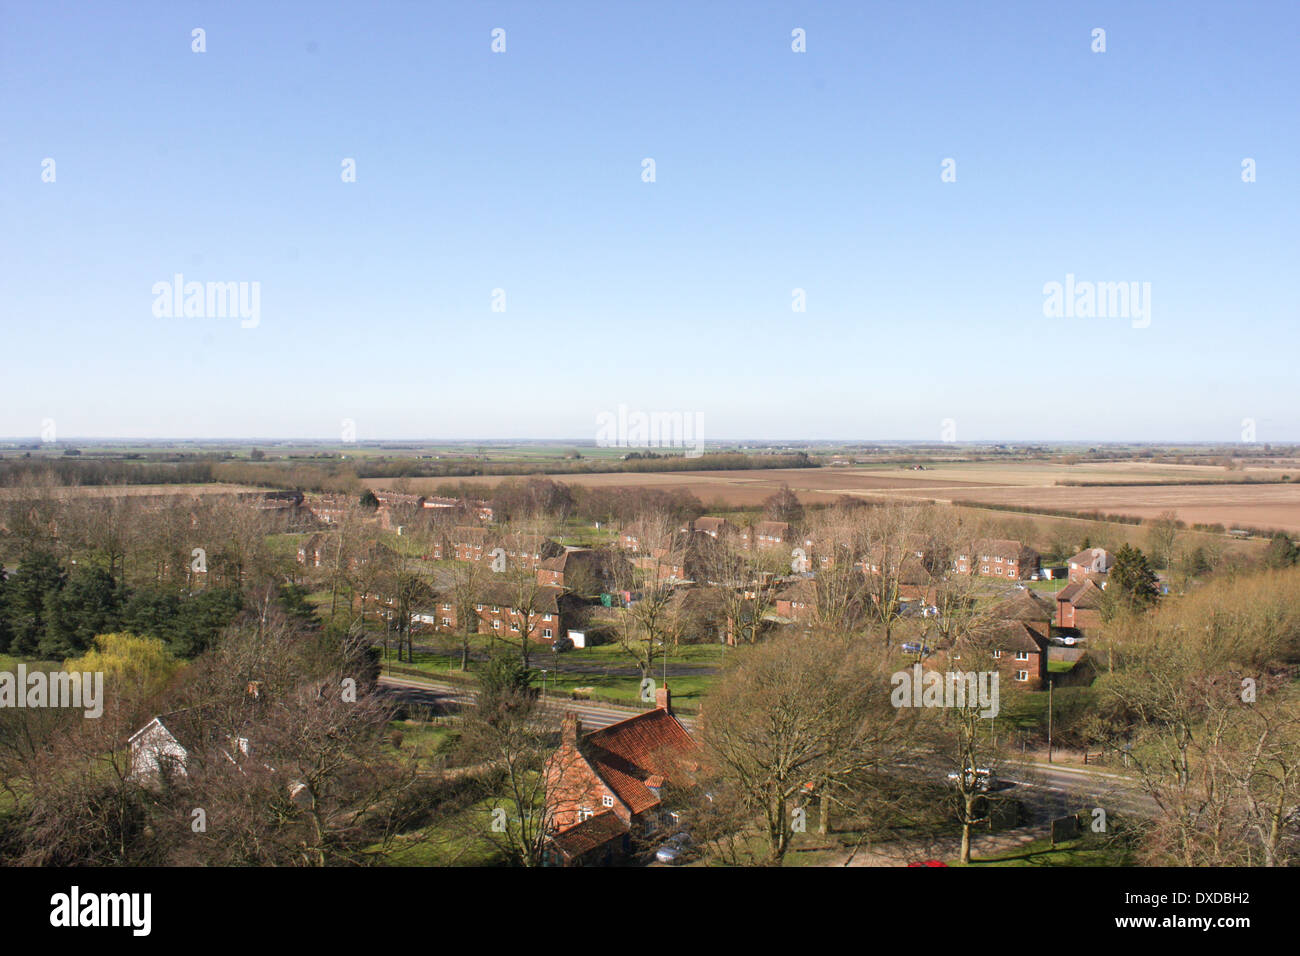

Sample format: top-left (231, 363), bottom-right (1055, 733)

top-left (1105, 544), bottom-right (1159, 618)
top-left (4, 552), bottom-right (66, 655)
top-left (40, 565), bottom-right (122, 658)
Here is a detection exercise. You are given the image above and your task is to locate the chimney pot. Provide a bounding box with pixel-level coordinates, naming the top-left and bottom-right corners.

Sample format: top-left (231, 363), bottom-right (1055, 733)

top-left (561, 711), bottom-right (581, 746)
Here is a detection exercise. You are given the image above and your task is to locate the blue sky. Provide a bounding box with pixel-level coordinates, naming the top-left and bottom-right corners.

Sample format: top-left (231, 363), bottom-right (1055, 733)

top-left (2, 0), bottom-right (1296, 442)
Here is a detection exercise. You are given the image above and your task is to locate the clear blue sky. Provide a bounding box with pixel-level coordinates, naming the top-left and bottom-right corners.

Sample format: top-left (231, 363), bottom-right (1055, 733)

top-left (2, 1), bottom-right (1296, 443)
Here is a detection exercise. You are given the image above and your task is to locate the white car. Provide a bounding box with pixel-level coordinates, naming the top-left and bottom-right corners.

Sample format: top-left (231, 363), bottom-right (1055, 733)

top-left (654, 833), bottom-right (693, 864)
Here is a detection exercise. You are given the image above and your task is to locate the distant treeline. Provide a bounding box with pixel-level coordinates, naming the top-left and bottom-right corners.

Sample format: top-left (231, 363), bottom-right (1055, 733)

top-left (953, 499), bottom-right (1287, 538)
top-left (352, 451), bottom-right (818, 480)
top-left (0, 458), bottom-right (218, 487)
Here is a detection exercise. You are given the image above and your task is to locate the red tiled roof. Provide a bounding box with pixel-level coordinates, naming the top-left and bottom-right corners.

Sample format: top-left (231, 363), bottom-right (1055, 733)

top-left (548, 810), bottom-right (627, 859)
top-left (967, 538), bottom-right (1036, 560)
top-left (960, 620), bottom-right (1044, 655)
top-left (582, 709), bottom-right (699, 815)
top-left (1058, 577), bottom-right (1106, 609)
top-left (991, 589), bottom-right (1054, 622)
top-left (1068, 548), bottom-right (1112, 569)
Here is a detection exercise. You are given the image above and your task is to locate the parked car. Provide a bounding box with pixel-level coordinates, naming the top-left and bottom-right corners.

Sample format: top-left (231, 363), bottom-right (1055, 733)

top-left (947, 768), bottom-right (996, 792)
top-left (901, 641), bottom-right (933, 656)
top-left (654, 832), bottom-right (693, 865)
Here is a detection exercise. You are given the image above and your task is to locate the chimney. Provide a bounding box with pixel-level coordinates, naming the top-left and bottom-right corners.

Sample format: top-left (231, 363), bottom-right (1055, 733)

top-left (561, 711), bottom-right (581, 747)
top-left (655, 683), bottom-right (672, 714)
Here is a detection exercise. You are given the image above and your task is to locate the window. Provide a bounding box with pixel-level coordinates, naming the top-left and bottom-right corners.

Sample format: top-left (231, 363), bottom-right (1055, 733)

top-left (492, 620), bottom-right (500, 630)
top-left (543, 613), bottom-right (553, 622)
top-left (475, 604), bottom-right (483, 612)
top-left (602, 795), bottom-right (614, 808)
top-left (579, 807), bottom-right (594, 821)
top-left (543, 628), bottom-right (553, 639)
top-left (1015, 651), bottom-right (1029, 661)
top-left (510, 622), bottom-right (520, 631)
top-left (491, 605), bottom-right (500, 613)
top-left (995, 556), bottom-right (1003, 563)
top-left (1016, 670), bottom-right (1030, 682)
top-left (992, 649), bottom-right (1002, 658)
top-left (441, 617), bottom-right (451, 627)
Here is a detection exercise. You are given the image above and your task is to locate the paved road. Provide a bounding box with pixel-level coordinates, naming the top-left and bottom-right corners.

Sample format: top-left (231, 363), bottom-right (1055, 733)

top-left (378, 673), bottom-right (1153, 818)
top-left (379, 673), bottom-right (695, 733)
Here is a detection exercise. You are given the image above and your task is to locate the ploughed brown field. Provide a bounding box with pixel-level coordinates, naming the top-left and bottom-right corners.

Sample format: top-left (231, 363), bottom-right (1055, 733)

top-left (895, 483), bottom-right (1300, 535)
top-left (369, 467), bottom-right (1002, 507)
top-left (371, 461), bottom-right (1300, 534)
top-left (0, 482), bottom-right (264, 499)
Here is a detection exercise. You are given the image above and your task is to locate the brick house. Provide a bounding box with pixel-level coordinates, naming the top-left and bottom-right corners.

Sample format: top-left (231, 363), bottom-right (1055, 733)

top-left (297, 533), bottom-right (329, 568)
top-left (451, 525), bottom-right (491, 563)
top-left (374, 491), bottom-right (424, 530)
top-left (1067, 548), bottom-right (1113, 583)
top-left (951, 620), bottom-right (1049, 688)
top-left (858, 547), bottom-right (939, 603)
top-left (304, 492), bottom-right (352, 526)
top-left (635, 530), bottom-right (719, 585)
top-left (1055, 576), bottom-right (1107, 631)
top-left (423, 582), bottom-right (580, 643)
top-left (794, 532), bottom-right (828, 571)
top-left (988, 588), bottom-right (1055, 642)
top-left (447, 527), bottom-right (562, 570)
top-left (536, 547), bottom-right (604, 591)
top-left (685, 516), bottom-right (737, 539)
top-left (955, 539), bottom-right (1040, 580)
top-left (774, 578), bottom-right (817, 622)
top-left (545, 686), bottom-right (700, 866)
top-left (494, 532), bottom-right (564, 571)
top-left (742, 520), bottom-right (791, 551)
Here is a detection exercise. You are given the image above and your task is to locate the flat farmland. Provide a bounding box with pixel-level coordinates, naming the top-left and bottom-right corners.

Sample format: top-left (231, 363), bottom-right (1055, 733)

top-left (366, 467), bottom-right (1004, 507)
top-left (370, 460), bottom-right (1300, 533)
top-left (0, 482), bottom-right (264, 500)
top-left (899, 483), bottom-right (1300, 534)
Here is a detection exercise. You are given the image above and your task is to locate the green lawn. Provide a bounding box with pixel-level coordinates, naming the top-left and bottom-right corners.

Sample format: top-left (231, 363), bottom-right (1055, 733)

top-left (0, 654), bottom-right (64, 672)
top-left (385, 720), bottom-right (457, 769)
top-left (371, 797), bottom-right (508, 867)
top-left (956, 834), bottom-right (1135, 867)
top-left (381, 645), bottom-right (714, 713)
